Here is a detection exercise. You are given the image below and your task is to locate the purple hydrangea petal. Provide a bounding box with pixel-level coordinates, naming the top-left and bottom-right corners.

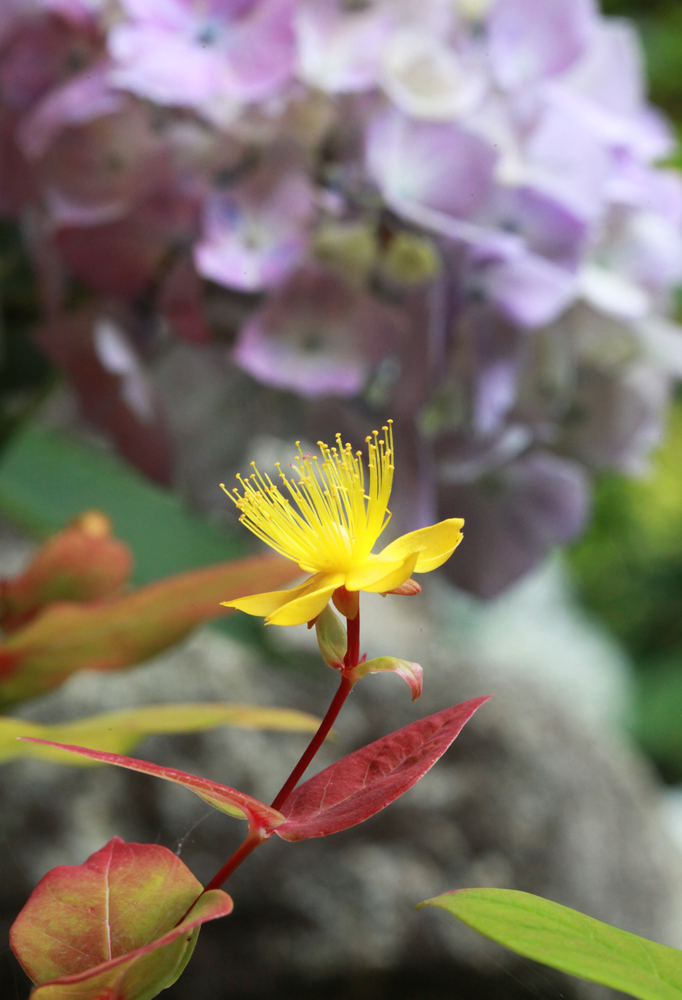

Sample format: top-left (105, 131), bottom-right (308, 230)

top-left (195, 167), bottom-right (314, 292)
top-left (232, 267), bottom-right (405, 397)
top-left (488, 0), bottom-right (595, 90)
top-left (380, 27), bottom-right (486, 121)
top-left (18, 60), bottom-right (124, 159)
top-left (295, 0), bottom-right (392, 94)
top-left (495, 186), bottom-right (589, 267)
top-left (557, 365), bottom-right (668, 474)
top-left (109, 0), bottom-right (294, 108)
top-left (523, 102), bottom-right (611, 221)
top-left (439, 450), bottom-right (590, 598)
top-left (483, 251), bottom-right (577, 328)
top-left (366, 108), bottom-right (497, 220)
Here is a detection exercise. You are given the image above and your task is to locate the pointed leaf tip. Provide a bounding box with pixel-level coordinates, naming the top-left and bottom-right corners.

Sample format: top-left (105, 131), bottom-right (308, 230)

top-left (19, 739), bottom-right (286, 833)
top-left (276, 696), bottom-right (490, 841)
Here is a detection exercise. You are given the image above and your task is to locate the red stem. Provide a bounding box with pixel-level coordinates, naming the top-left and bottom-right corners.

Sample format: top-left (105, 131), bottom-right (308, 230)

top-left (204, 827), bottom-right (264, 892)
top-left (201, 605), bottom-right (361, 891)
top-left (344, 610), bottom-right (360, 671)
top-left (271, 606), bottom-right (361, 812)
top-left (270, 672), bottom-right (354, 811)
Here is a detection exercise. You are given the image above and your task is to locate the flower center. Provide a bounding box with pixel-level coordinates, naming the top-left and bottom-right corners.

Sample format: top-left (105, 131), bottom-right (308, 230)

top-left (224, 423), bottom-right (394, 573)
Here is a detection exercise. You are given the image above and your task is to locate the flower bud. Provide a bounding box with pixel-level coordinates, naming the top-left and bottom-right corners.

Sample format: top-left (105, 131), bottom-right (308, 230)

top-left (315, 604), bottom-right (347, 669)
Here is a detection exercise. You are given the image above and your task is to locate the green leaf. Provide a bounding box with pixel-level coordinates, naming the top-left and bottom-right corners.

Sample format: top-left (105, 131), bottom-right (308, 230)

top-left (10, 837), bottom-right (232, 1000)
top-left (418, 888), bottom-right (682, 1000)
top-left (0, 423), bottom-right (243, 586)
top-left (0, 701), bottom-right (321, 765)
top-left (0, 552), bottom-right (301, 707)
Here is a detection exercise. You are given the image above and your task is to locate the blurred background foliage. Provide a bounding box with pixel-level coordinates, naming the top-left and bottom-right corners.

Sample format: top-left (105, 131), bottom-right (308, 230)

top-left (604, 0), bottom-right (682, 125)
top-left (563, 0), bottom-right (682, 782)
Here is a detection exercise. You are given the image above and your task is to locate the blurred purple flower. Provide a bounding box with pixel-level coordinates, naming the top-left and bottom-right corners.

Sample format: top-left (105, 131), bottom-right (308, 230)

top-left (380, 26), bottom-right (487, 121)
top-left (557, 364), bottom-right (669, 474)
top-left (551, 19), bottom-right (674, 161)
top-left (0, 0), bottom-right (680, 599)
top-left (20, 84), bottom-right (163, 228)
top-left (195, 161), bottom-right (314, 292)
top-left (438, 449), bottom-right (590, 598)
top-left (488, 0), bottom-right (595, 90)
top-left (366, 108), bottom-right (498, 222)
top-left (295, 0), bottom-right (392, 94)
top-left (109, 0), bottom-right (295, 111)
top-left (233, 266), bottom-right (405, 397)
top-left (55, 166), bottom-right (201, 296)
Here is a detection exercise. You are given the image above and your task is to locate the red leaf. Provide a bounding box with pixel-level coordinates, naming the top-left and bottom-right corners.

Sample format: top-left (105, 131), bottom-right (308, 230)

top-left (11, 837), bottom-right (231, 1000)
top-left (276, 696), bottom-right (490, 841)
top-left (0, 552), bottom-right (300, 707)
top-left (0, 511), bottom-right (132, 632)
top-left (19, 740), bottom-right (286, 835)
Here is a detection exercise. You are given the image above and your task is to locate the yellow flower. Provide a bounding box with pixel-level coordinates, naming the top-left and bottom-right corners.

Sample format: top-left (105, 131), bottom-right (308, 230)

top-left (221, 422), bottom-right (463, 626)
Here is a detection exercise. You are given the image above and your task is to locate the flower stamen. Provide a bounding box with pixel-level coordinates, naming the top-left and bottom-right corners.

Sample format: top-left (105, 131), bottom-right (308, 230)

top-left (221, 422), bottom-right (394, 573)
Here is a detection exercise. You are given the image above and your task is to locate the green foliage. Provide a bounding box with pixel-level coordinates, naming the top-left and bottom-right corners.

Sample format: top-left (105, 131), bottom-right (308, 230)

top-left (603, 0), bottom-right (682, 123)
top-left (0, 423), bottom-right (244, 585)
top-left (419, 888), bottom-right (682, 1000)
top-left (0, 702), bottom-right (320, 765)
top-left (568, 396), bottom-right (682, 777)
top-left (568, 399), bottom-right (682, 662)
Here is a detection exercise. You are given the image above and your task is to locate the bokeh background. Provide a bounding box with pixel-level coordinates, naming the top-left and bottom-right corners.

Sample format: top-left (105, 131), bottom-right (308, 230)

top-left (2, 0), bottom-right (682, 997)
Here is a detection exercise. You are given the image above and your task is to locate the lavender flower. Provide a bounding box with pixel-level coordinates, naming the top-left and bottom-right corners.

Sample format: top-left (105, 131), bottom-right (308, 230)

top-left (1, 0), bottom-right (681, 596)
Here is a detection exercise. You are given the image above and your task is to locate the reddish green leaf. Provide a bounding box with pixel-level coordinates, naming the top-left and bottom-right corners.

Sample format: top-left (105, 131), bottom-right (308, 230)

top-left (11, 837), bottom-right (231, 1000)
top-left (276, 696), bottom-right (490, 841)
top-left (0, 511), bottom-right (132, 633)
top-left (0, 553), bottom-right (301, 707)
top-left (0, 702), bottom-right (321, 766)
top-left (347, 656), bottom-right (423, 700)
top-left (20, 740), bottom-right (286, 833)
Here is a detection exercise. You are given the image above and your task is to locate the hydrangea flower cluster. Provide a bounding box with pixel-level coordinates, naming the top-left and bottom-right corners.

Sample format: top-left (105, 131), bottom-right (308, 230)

top-left (2, 0), bottom-right (681, 596)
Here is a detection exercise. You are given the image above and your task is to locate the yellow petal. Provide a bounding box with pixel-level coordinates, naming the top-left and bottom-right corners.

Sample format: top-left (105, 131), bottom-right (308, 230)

top-left (344, 550), bottom-right (419, 594)
top-left (267, 573), bottom-right (346, 627)
top-left (221, 574), bottom-right (318, 618)
top-left (377, 518), bottom-right (464, 573)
